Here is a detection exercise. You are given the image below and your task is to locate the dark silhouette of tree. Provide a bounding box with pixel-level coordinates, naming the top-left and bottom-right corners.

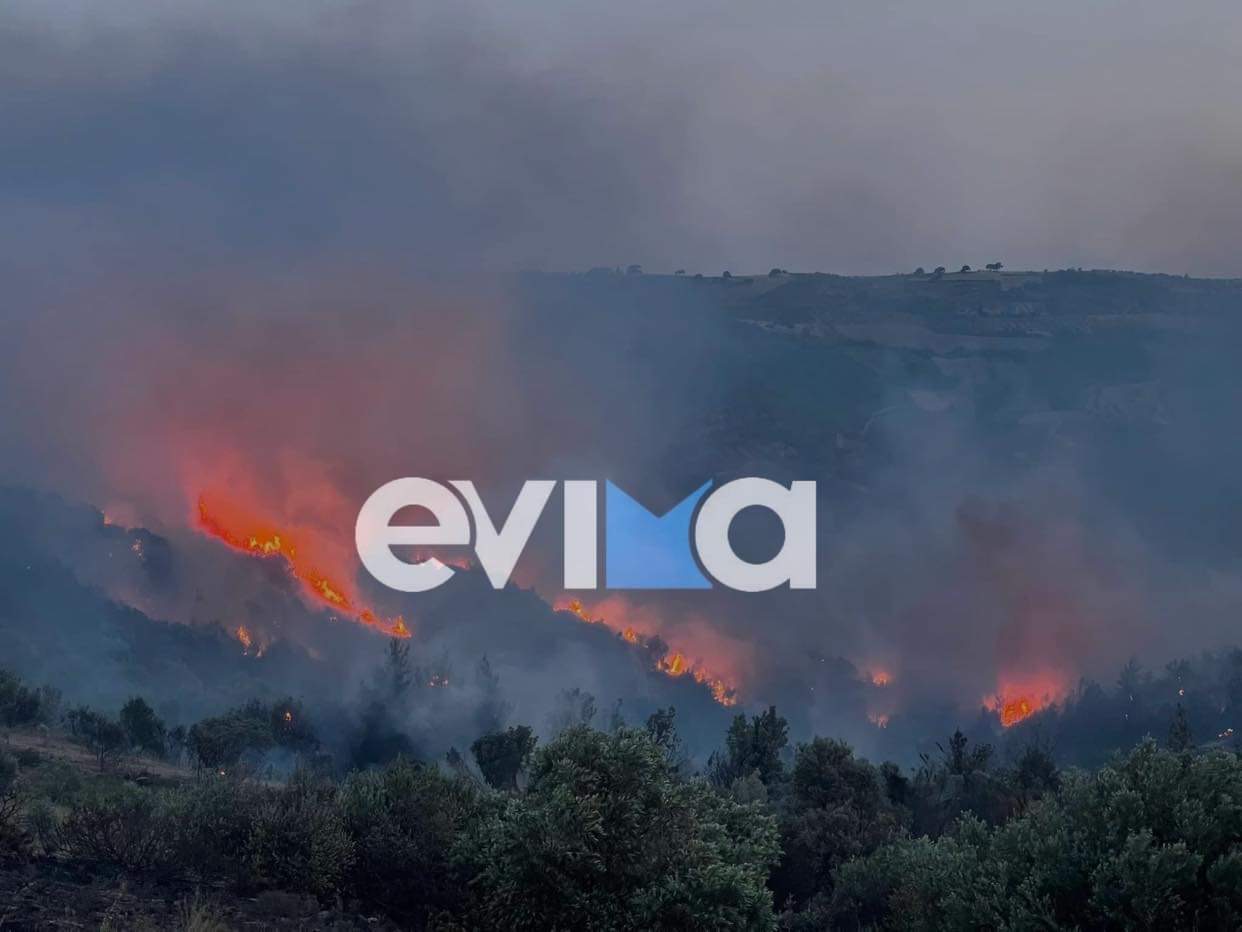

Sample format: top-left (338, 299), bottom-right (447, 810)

top-left (471, 725), bottom-right (537, 791)
top-left (709, 705), bottom-right (789, 787)
top-left (1168, 704), bottom-right (1193, 751)
top-left (119, 697), bottom-right (167, 757)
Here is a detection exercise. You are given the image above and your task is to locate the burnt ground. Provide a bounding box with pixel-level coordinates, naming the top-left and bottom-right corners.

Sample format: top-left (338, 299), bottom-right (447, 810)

top-left (0, 860), bottom-right (403, 930)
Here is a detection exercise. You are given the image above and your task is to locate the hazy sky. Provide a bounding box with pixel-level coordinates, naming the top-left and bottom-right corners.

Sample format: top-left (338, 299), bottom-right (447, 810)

top-left (3, 0), bottom-right (1242, 276)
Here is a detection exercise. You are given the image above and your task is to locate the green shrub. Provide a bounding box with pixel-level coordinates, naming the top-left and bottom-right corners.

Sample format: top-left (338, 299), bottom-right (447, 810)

top-left (457, 726), bottom-right (780, 931)
top-left (163, 776), bottom-right (262, 884)
top-left (340, 758), bottom-right (481, 922)
top-left (828, 742), bottom-right (1242, 930)
top-left (59, 785), bottom-right (177, 873)
top-left (243, 772), bottom-right (354, 898)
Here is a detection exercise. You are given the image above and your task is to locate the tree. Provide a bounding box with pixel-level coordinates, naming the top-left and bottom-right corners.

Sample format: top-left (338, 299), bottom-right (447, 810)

top-left (771, 738), bottom-right (906, 918)
top-left (986, 261), bottom-right (1004, 271)
top-left (120, 697), bottom-right (167, 757)
top-left (914, 267), bottom-right (926, 275)
top-left (933, 266), bottom-right (946, 274)
top-left (709, 706), bottom-right (789, 787)
top-left (0, 670), bottom-right (46, 727)
top-left (548, 687), bottom-right (597, 734)
top-left (471, 725), bottom-right (537, 791)
top-left (645, 707), bottom-right (680, 755)
top-left (1168, 704), bottom-right (1193, 751)
top-left (383, 638), bottom-right (414, 701)
top-left (187, 702), bottom-right (273, 772)
top-left (959, 264), bottom-right (972, 273)
top-left (270, 698), bottom-right (319, 755)
top-left (67, 706), bottom-right (127, 770)
top-left (341, 758), bottom-right (481, 924)
top-left (830, 742), bottom-right (1242, 930)
top-left (457, 726), bottom-right (780, 930)
top-left (722, 270), bottom-right (732, 279)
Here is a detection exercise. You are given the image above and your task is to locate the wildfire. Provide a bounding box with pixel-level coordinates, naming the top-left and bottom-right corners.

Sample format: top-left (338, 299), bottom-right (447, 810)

top-left (234, 624), bottom-right (267, 657)
top-left (870, 670), bottom-right (893, 687)
top-left (996, 696), bottom-right (1035, 727)
top-left (198, 496), bottom-right (409, 639)
top-left (986, 673), bottom-right (1068, 728)
top-left (868, 713), bottom-right (890, 728)
top-left (555, 597), bottom-right (739, 707)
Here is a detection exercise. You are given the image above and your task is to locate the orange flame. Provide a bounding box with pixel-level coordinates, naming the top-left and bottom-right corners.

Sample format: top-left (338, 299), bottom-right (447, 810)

top-left (870, 670), bottom-right (893, 687)
top-left (555, 596), bottom-right (740, 707)
top-left (986, 672), bottom-right (1068, 727)
top-left (198, 496), bottom-right (409, 639)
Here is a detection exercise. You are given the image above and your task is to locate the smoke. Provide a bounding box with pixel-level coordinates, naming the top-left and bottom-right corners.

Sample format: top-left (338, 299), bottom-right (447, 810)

top-left (5, 1), bottom-right (1242, 763)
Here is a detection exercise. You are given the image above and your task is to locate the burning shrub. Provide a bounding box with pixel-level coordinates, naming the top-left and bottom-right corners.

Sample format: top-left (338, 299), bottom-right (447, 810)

top-left (243, 772), bottom-right (354, 899)
top-left (340, 758), bottom-right (482, 923)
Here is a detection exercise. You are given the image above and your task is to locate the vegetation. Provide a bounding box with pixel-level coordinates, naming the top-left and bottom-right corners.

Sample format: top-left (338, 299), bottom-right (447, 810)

top-left (3, 663), bottom-right (1242, 929)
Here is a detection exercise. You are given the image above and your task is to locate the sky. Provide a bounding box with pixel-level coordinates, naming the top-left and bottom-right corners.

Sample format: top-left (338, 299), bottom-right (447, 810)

top-left (3, 0), bottom-right (1242, 276)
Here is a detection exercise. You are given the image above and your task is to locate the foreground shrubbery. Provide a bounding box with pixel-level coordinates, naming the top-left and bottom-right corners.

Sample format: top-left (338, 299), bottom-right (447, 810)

top-left (826, 741), bottom-right (1242, 930)
top-left (5, 661), bottom-right (1242, 929)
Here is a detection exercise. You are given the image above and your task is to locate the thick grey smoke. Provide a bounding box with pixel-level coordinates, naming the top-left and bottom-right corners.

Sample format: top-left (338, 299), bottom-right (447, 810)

top-left (3, 0), bottom-right (1242, 277)
top-left (5, 1), bottom-right (1242, 765)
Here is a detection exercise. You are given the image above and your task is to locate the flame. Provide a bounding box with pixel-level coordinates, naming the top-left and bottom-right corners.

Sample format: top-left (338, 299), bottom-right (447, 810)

top-left (555, 596), bottom-right (740, 707)
top-left (986, 672), bottom-right (1068, 727)
top-left (870, 670), bottom-right (893, 687)
top-left (235, 625), bottom-right (253, 650)
top-left (868, 713), bottom-right (890, 728)
top-left (198, 495), bottom-right (409, 639)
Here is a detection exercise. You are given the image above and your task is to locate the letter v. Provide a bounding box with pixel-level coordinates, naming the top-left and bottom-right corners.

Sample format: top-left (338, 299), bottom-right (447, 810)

top-left (451, 481), bottom-right (555, 588)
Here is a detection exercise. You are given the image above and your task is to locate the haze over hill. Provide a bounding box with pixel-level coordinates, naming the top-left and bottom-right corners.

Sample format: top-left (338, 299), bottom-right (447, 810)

top-left (5, 267), bottom-right (1242, 766)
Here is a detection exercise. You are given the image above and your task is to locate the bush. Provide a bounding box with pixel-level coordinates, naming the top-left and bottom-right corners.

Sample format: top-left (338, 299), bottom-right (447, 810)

top-left (828, 741), bottom-right (1242, 929)
top-left (457, 726), bottom-right (780, 931)
top-left (24, 798), bottom-right (61, 856)
top-left (0, 750), bottom-right (29, 862)
top-left (163, 776), bottom-right (262, 884)
top-left (59, 785), bottom-right (177, 873)
top-left (243, 772), bottom-right (354, 898)
top-left (340, 758), bottom-right (481, 923)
